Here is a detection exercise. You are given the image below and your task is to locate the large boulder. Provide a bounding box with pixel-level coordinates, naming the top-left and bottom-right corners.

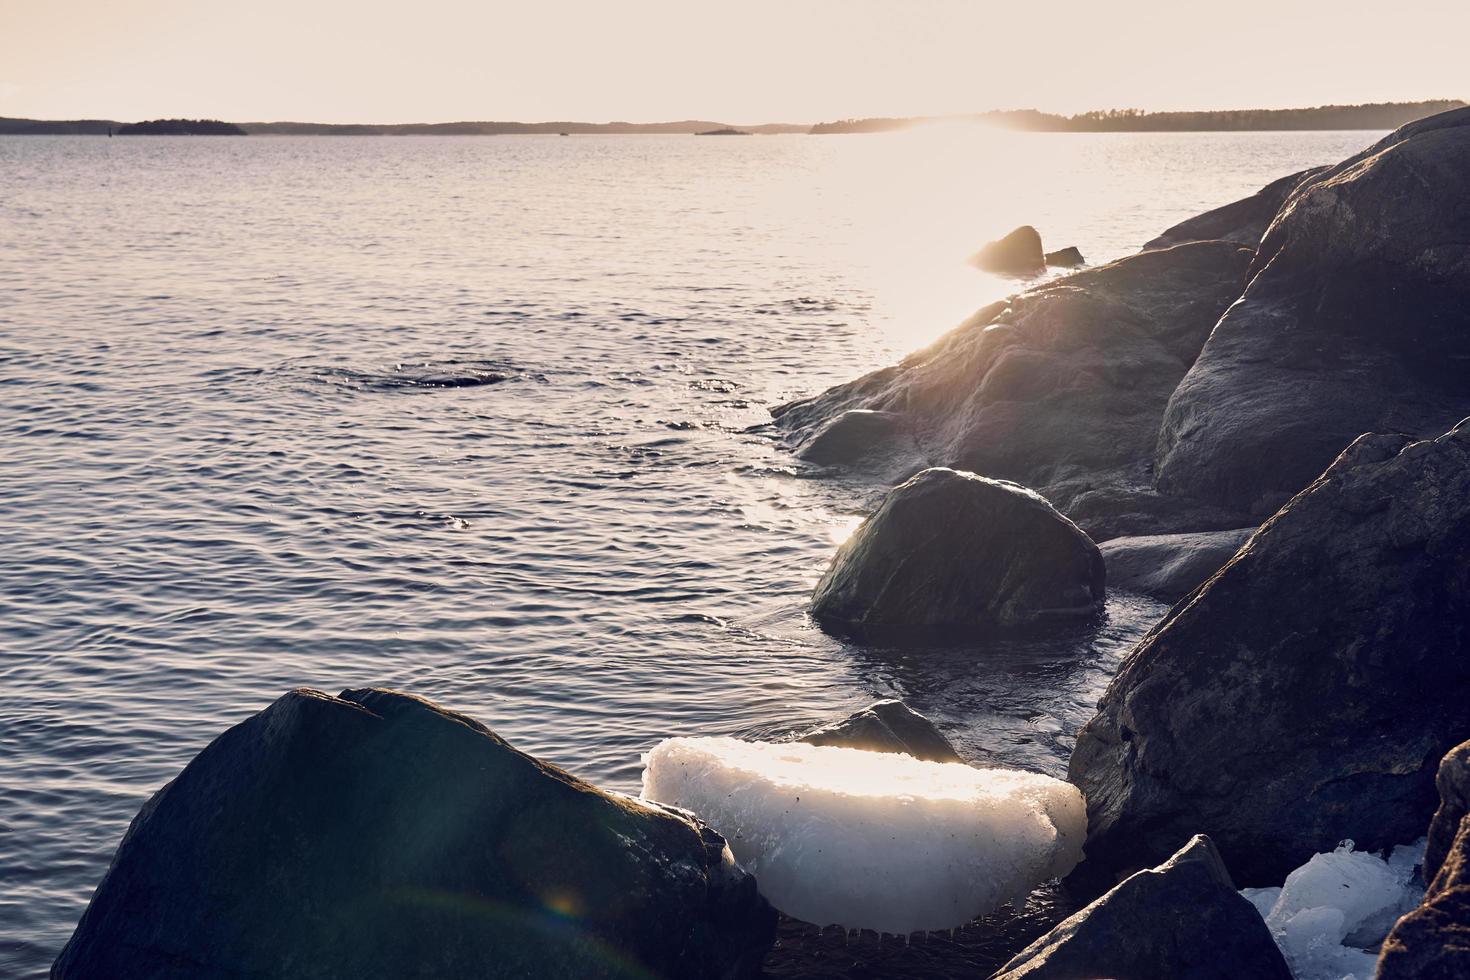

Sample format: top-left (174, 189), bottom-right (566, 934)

top-left (1099, 527), bottom-right (1255, 602)
top-left (797, 699), bottom-right (963, 763)
top-left (52, 688), bottom-right (776, 980)
top-left (994, 835), bottom-right (1291, 979)
top-left (1377, 741), bottom-right (1470, 979)
top-left (1143, 166), bottom-right (1326, 250)
top-left (774, 241), bottom-right (1255, 539)
top-left (1070, 422), bottom-right (1470, 886)
top-left (970, 225), bottom-right (1045, 276)
top-left (810, 467), bottom-right (1104, 640)
top-left (1157, 108), bottom-right (1470, 515)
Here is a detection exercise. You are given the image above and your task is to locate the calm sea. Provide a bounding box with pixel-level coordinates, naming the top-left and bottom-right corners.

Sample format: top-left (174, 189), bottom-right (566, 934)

top-left (0, 128), bottom-right (1376, 975)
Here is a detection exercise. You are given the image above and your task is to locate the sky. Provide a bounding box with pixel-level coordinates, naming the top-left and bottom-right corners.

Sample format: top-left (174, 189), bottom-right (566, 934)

top-left (1, 0), bottom-right (1466, 124)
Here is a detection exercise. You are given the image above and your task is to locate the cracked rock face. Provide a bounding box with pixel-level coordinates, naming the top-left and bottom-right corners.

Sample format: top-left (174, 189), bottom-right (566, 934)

top-left (53, 688), bottom-right (776, 980)
top-left (1071, 421), bottom-right (1470, 886)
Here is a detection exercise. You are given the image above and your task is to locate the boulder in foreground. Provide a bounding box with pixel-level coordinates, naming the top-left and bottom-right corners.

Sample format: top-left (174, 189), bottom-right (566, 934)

top-left (1377, 740), bottom-right (1470, 979)
top-left (53, 688), bottom-right (775, 980)
top-left (1071, 422), bottom-right (1470, 885)
top-left (1098, 526), bottom-right (1254, 602)
top-left (811, 467), bottom-right (1104, 640)
top-left (798, 699), bottom-right (962, 763)
top-left (970, 225), bottom-right (1045, 276)
top-left (995, 835), bottom-right (1291, 979)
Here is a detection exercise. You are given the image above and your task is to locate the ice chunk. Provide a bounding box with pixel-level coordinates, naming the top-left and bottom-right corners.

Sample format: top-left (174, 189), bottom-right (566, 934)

top-left (640, 736), bottom-right (1085, 934)
top-left (1246, 839), bottom-right (1426, 980)
top-left (1241, 885), bottom-right (1282, 919)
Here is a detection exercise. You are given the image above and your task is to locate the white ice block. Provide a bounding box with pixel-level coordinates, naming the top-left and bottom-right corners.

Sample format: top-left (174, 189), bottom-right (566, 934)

top-left (640, 736), bottom-right (1086, 934)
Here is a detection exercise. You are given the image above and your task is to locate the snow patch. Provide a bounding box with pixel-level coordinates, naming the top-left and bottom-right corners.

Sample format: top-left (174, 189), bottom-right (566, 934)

top-left (639, 736), bottom-right (1085, 934)
top-left (1246, 838), bottom-right (1426, 980)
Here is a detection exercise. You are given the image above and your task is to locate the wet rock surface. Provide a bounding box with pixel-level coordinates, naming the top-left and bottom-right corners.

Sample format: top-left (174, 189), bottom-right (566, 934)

top-left (994, 835), bottom-right (1291, 980)
top-left (1043, 246), bottom-right (1085, 268)
top-left (52, 688), bottom-right (775, 980)
top-left (774, 242), bottom-right (1254, 539)
top-left (1071, 423), bottom-right (1470, 886)
top-left (797, 699), bottom-right (963, 763)
top-left (810, 468), bottom-right (1104, 640)
top-left (1099, 526), bottom-right (1255, 602)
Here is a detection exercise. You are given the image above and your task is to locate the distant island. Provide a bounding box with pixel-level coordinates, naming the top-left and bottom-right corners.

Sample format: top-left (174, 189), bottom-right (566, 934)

top-left (116, 119), bottom-right (246, 136)
top-left (1, 100), bottom-right (1463, 137)
top-left (809, 100), bottom-right (1467, 134)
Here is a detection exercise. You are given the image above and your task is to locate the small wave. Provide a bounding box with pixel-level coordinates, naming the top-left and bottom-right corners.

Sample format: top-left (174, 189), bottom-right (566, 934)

top-left (289, 357), bottom-right (533, 392)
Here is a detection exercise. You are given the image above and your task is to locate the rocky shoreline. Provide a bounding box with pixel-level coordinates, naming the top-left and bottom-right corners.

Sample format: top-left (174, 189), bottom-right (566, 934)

top-left (52, 107), bottom-right (1470, 977)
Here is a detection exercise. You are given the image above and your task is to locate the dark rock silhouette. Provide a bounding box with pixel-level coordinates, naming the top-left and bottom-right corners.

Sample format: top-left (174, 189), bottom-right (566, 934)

top-left (1099, 527), bottom-right (1254, 602)
top-left (970, 226), bottom-right (1046, 276)
top-left (994, 835), bottom-right (1291, 979)
top-left (773, 242), bottom-right (1254, 539)
top-left (798, 699), bottom-right (963, 763)
top-left (1157, 108), bottom-right (1470, 515)
top-left (1043, 246), bottom-right (1085, 268)
top-left (1143, 167), bottom-right (1325, 250)
top-left (1071, 422), bottom-right (1470, 885)
top-left (696, 128), bottom-right (752, 136)
top-left (1377, 740), bottom-right (1470, 979)
top-left (811, 467), bottom-right (1104, 640)
top-left (52, 688), bottom-right (775, 980)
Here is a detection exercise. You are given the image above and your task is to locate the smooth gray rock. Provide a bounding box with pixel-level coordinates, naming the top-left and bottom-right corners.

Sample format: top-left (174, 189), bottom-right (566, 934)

top-left (52, 688), bottom-right (775, 980)
top-left (971, 225), bottom-right (1046, 276)
top-left (798, 699), bottom-right (962, 763)
top-left (995, 835), bottom-right (1291, 980)
top-left (773, 242), bottom-right (1255, 539)
top-left (1071, 422), bottom-right (1470, 885)
top-left (1099, 527), bottom-right (1255, 602)
top-left (1143, 166), bottom-right (1326, 250)
top-left (1157, 107), bottom-right (1470, 515)
top-left (810, 467), bottom-right (1104, 640)
top-left (1044, 246), bottom-right (1085, 268)
top-left (794, 408), bottom-right (916, 471)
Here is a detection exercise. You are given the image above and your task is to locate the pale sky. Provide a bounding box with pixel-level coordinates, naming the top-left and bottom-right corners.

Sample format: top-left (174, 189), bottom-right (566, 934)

top-left (1, 0), bottom-right (1465, 124)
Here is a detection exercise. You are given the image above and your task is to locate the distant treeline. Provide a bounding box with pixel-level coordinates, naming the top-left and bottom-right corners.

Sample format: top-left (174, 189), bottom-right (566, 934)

top-left (809, 100), bottom-right (1467, 134)
top-left (4, 101), bottom-right (1463, 137)
top-left (0, 116), bottom-right (806, 136)
top-left (237, 119), bottom-right (806, 135)
top-left (117, 119), bottom-right (246, 135)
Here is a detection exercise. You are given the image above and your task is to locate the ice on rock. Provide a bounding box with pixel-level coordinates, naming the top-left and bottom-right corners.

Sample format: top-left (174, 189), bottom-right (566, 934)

top-left (1246, 839), bottom-right (1426, 980)
top-left (639, 736), bottom-right (1085, 934)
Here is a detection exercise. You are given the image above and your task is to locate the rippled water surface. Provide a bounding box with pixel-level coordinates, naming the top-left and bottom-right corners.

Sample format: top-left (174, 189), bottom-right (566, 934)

top-left (0, 129), bottom-right (1377, 974)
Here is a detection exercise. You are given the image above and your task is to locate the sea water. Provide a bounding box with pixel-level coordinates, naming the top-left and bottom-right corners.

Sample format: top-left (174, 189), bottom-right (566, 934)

top-left (0, 128), bottom-right (1376, 975)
